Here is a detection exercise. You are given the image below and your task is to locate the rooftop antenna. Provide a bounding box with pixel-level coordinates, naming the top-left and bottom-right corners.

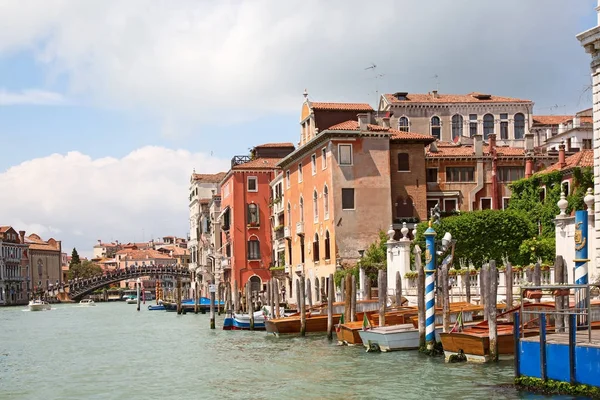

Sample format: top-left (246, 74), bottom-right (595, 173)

top-left (365, 63), bottom-right (384, 115)
top-left (432, 74), bottom-right (440, 92)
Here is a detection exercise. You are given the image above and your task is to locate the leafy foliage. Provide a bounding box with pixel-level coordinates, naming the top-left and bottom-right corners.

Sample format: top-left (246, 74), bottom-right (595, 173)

top-left (68, 260), bottom-right (103, 280)
top-left (69, 248), bottom-right (81, 268)
top-left (515, 376), bottom-right (600, 398)
top-left (415, 210), bottom-right (535, 266)
top-left (334, 231), bottom-right (387, 288)
top-left (518, 236), bottom-right (556, 265)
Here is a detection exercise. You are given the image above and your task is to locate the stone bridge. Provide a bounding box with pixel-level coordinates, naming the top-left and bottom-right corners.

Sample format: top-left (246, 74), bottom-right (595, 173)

top-left (48, 265), bottom-right (191, 301)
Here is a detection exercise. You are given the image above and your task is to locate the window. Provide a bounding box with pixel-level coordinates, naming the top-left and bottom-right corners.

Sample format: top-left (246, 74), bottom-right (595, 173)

top-left (298, 163), bottom-right (303, 182)
top-left (431, 116), bottom-right (441, 139)
top-left (514, 113), bottom-right (525, 140)
top-left (311, 154), bottom-right (317, 175)
top-left (500, 113), bottom-right (509, 140)
top-left (247, 203), bottom-right (259, 226)
top-left (451, 114), bottom-right (463, 141)
top-left (299, 196), bottom-right (304, 222)
top-left (443, 199), bottom-right (457, 212)
top-left (397, 153), bottom-right (410, 171)
top-left (446, 167), bottom-right (475, 182)
top-left (223, 208), bottom-right (231, 231)
top-left (247, 176), bottom-right (257, 192)
top-left (322, 148), bottom-right (327, 169)
top-left (323, 185), bottom-right (329, 219)
top-left (562, 181), bottom-right (570, 195)
top-left (469, 114), bottom-right (478, 137)
top-left (540, 187), bottom-right (546, 203)
top-left (398, 116), bottom-right (410, 132)
top-left (339, 144), bottom-right (353, 165)
top-left (287, 240), bottom-right (292, 265)
top-left (342, 188), bottom-right (355, 210)
top-left (313, 190), bottom-right (319, 222)
top-left (483, 114), bottom-right (494, 139)
top-left (583, 139), bottom-right (593, 149)
top-left (480, 198), bottom-right (492, 210)
top-left (286, 170), bottom-right (290, 188)
top-left (313, 233), bottom-right (320, 262)
top-left (502, 197), bottom-right (511, 210)
top-left (426, 168), bottom-right (438, 183)
top-left (498, 167), bottom-right (524, 182)
top-left (300, 237), bottom-right (305, 264)
top-left (248, 238), bottom-right (260, 260)
top-left (287, 202), bottom-right (291, 224)
top-left (324, 230), bottom-right (331, 260)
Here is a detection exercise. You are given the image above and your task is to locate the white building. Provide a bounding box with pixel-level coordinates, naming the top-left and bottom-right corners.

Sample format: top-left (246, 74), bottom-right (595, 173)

top-left (533, 109), bottom-right (593, 151)
top-left (269, 171), bottom-right (286, 270)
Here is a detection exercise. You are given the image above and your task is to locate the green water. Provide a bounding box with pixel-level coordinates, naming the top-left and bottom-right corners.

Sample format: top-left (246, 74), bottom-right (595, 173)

top-left (0, 302), bottom-right (564, 399)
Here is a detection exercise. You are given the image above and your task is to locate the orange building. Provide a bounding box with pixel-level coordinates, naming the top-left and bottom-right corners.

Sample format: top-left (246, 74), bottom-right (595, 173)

top-left (218, 143), bottom-right (295, 296)
top-left (278, 99), bottom-right (434, 304)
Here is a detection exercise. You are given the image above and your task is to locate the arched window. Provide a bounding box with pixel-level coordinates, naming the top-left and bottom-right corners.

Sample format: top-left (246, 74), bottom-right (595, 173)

top-left (324, 230), bottom-right (331, 260)
top-left (323, 185), bottom-right (329, 219)
top-left (398, 116), bottom-right (410, 132)
top-left (396, 196), bottom-right (414, 218)
top-left (313, 190), bottom-right (318, 222)
top-left (430, 116), bottom-right (441, 139)
top-left (249, 276), bottom-right (261, 294)
top-left (299, 196), bottom-right (304, 222)
top-left (313, 233), bottom-right (320, 262)
top-left (451, 114), bottom-right (463, 142)
top-left (483, 114), bottom-right (494, 139)
top-left (514, 113), bottom-right (525, 139)
top-left (247, 203), bottom-right (259, 226)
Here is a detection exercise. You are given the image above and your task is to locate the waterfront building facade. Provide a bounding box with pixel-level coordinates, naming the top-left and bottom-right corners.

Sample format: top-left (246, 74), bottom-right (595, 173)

top-left (378, 91), bottom-right (534, 148)
top-left (25, 233), bottom-right (62, 293)
top-left (0, 227), bottom-right (29, 305)
top-left (533, 109), bottom-right (593, 151)
top-left (219, 143), bottom-right (294, 297)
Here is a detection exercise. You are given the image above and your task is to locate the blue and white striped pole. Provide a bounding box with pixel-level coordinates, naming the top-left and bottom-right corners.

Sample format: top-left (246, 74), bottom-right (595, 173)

top-left (574, 209), bottom-right (589, 325)
top-left (424, 221), bottom-right (437, 346)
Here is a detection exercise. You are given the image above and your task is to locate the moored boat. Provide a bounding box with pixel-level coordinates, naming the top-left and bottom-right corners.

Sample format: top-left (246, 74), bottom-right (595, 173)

top-left (336, 306), bottom-right (418, 345)
top-left (78, 299), bottom-right (96, 307)
top-left (359, 323), bottom-right (443, 351)
top-left (223, 311), bottom-right (267, 330)
top-left (28, 299), bottom-right (51, 311)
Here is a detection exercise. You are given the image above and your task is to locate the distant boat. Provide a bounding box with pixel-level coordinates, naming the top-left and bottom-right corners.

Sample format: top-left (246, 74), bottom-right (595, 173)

top-left (162, 297), bottom-right (225, 312)
top-left (148, 304), bottom-right (165, 311)
top-left (125, 297), bottom-right (138, 304)
top-left (28, 299), bottom-right (51, 312)
top-left (223, 311), bottom-right (267, 330)
top-left (79, 299), bottom-right (96, 307)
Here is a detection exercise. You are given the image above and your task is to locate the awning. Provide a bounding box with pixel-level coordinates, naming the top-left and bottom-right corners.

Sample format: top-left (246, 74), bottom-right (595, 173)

top-left (217, 206), bottom-right (230, 221)
top-left (427, 191), bottom-right (460, 198)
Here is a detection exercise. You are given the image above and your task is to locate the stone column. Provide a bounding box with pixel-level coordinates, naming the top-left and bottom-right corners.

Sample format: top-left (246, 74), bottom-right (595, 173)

top-left (386, 224), bottom-right (411, 296)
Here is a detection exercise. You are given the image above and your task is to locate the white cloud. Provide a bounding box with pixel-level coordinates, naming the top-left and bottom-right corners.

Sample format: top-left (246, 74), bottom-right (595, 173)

top-left (0, 88), bottom-right (68, 105)
top-left (0, 147), bottom-right (229, 258)
top-left (0, 0), bottom-right (593, 121)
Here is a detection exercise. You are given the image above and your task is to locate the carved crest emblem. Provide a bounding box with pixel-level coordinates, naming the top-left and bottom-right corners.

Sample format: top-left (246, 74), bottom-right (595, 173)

top-left (425, 248), bottom-right (432, 265)
top-left (575, 221), bottom-right (586, 251)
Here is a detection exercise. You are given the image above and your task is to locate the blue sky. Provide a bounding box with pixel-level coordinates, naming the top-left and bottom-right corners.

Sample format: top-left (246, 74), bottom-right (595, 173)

top-left (0, 0), bottom-right (597, 257)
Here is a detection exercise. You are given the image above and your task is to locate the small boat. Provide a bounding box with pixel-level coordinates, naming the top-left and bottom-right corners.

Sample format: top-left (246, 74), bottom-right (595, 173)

top-left (223, 311), bottom-right (267, 330)
top-left (148, 304), bottom-right (165, 311)
top-left (79, 299), bottom-right (96, 307)
top-left (162, 297), bottom-right (225, 312)
top-left (359, 323), bottom-right (443, 351)
top-left (28, 299), bottom-right (51, 311)
top-left (125, 297), bottom-right (138, 304)
top-left (337, 307), bottom-right (418, 345)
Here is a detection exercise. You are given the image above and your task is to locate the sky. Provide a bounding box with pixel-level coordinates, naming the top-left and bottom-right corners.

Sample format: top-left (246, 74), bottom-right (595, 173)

top-left (0, 0), bottom-right (597, 258)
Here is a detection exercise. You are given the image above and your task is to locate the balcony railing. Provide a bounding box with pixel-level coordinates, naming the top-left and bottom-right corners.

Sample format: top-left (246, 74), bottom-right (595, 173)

top-left (231, 155), bottom-right (252, 168)
top-left (296, 221), bottom-right (305, 236)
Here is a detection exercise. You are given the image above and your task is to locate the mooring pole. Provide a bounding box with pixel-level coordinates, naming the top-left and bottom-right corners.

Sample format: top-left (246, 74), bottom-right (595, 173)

top-left (327, 274), bottom-right (334, 340)
top-left (350, 275), bottom-right (357, 322)
top-left (423, 221), bottom-right (437, 348)
top-left (488, 260), bottom-right (498, 362)
top-left (136, 278), bottom-right (141, 312)
top-left (574, 208), bottom-right (589, 327)
top-left (209, 282), bottom-right (215, 330)
top-left (300, 276), bottom-right (306, 336)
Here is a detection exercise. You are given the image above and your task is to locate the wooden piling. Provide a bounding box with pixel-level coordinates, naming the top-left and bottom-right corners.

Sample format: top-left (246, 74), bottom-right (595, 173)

top-left (350, 275), bottom-right (357, 322)
top-left (194, 284), bottom-right (199, 314)
top-left (299, 276), bottom-right (306, 336)
top-left (418, 260), bottom-right (426, 347)
top-left (217, 284), bottom-right (222, 316)
top-left (306, 278), bottom-right (313, 311)
top-left (344, 275), bottom-right (352, 321)
top-left (488, 260), bottom-right (498, 362)
top-left (506, 262), bottom-right (513, 320)
top-left (378, 269), bottom-right (387, 327)
top-left (480, 265), bottom-right (488, 321)
top-left (247, 282), bottom-right (254, 331)
top-left (395, 271), bottom-right (402, 307)
top-left (533, 262), bottom-right (541, 303)
top-left (233, 280), bottom-right (239, 313)
top-left (442, 262), bottom-right (450, 333)
top-left (176, 277), bottom-right (182, 315)
top-left (266, 281), bottom-right (272, 317)
top-left (327, 274), bottom-right (334, 340)
top-left (365, 277), bottom-right (371, 300)
top-left (554, 256), bottom-right (565, 333)
top-left (465, 269), bottom-right (471, 304)
top-left (275, 279), bottom-right (281, 318)
top-left (295, 278), bottom-right (301, 315)
top-left (209, 283), bottom-right (216, 330)
top-left (340, 276), bottom-right (346, 303)
top-left (136, 280), bottom-right (141, 312)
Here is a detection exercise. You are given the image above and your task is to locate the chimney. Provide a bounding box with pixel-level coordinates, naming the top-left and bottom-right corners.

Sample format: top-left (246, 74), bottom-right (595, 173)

top-left (357, 113), bottom-right (369, 131)
top-left (429, 141), bottom-right (438, 153)
top-left (432, 90), bottom-right (439, 98)
top-left (19, 230), bottom-right (25, 244)
top-left (559, 143), bottom-right (566, 168)
top-left (382, 117), bottom-right (390, 129)
top-left (524, 133), bottom-right (534, 152)
top-left (525, 156), bottom-right (533, 178)
top-left (573, 115), bottom-right (580, 128)
top-left (474, 134), bottom-right (483, 157)
top-left (488, 133), bottom-right (496, 151)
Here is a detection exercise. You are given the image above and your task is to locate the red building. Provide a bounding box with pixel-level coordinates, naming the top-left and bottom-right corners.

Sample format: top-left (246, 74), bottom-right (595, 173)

top-left (219, 143), bottom-right (295, 295)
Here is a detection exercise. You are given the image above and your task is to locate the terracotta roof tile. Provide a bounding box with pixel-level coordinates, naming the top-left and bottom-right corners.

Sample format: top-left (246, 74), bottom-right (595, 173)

top-left (192, 172), bottom-right (227, 183)
top-left (254, 142), bottom-right (295, 148)
top-left (326, 120), bottom-right (435, 143)
top-left (426, 141), bottom-right (525, 158)
top-left (119, 248), bottom-right (174, 260)
top-left (532, 115), bottom-right (572, 125)
top-left (581, 116), bottom-right (593, 124)
top-left (311, 102), bottom-right (374, 111)
top-left (384, 92), bottom-right (530, 104)
top-left (231, 157), bottom-right (282, 170)
top-left (539, 150), bottom-right (594, 174)
top-left (0, 226), bottom-right (11, 233)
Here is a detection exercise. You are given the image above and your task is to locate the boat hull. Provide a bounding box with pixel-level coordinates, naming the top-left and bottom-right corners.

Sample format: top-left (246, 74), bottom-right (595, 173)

top-left (266, 314), bottom-right (341, 335)
top-left (28, 302), bottom-right (51, 311)
top-left (223, 312), bottom-right (266, 330)
top-left (358, 324), bottom-right (442, 351)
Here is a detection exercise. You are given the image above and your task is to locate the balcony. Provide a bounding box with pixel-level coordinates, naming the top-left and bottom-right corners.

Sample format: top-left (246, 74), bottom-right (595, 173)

top-left (275, 228), bottom-right (285, 241)
top-left (231, 155), bottom-right (252, 168)
top-left (296, 221), bottom-right (305, 236)
top-left (284, 226), bottom-right (291, 239)
top-left (295, 264), bottom-right (303, 274)
top-left (284, 265), bottom-right (291, 274)
top-left (221, 258), bottom-right (231, 270)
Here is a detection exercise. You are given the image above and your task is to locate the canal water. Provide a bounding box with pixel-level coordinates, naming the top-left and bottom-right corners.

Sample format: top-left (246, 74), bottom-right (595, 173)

top-left (0, 303), bottom-right (577, 400)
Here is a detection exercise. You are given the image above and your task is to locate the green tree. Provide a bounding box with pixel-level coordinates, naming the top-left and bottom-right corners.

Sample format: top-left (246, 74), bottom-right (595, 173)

top-left (68, 260), bottom-right (103, 280)
top-left (70, 248), bottom-right (81, 268)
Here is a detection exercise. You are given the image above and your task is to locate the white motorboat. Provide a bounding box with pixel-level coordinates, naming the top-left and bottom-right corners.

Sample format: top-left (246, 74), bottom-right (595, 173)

top-left (28, 299), bottom-right (51, 312)
top-left (125, 297), bottom-right (138, 304)
top-left (358, 324), bottom-right (443, 352)
top-left (79, 299), bottom-right (96, 307)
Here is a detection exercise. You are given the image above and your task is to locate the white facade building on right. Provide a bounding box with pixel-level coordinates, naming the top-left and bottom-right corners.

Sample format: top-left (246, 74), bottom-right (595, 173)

top-left (577, 0), bottom-right (600, 275)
